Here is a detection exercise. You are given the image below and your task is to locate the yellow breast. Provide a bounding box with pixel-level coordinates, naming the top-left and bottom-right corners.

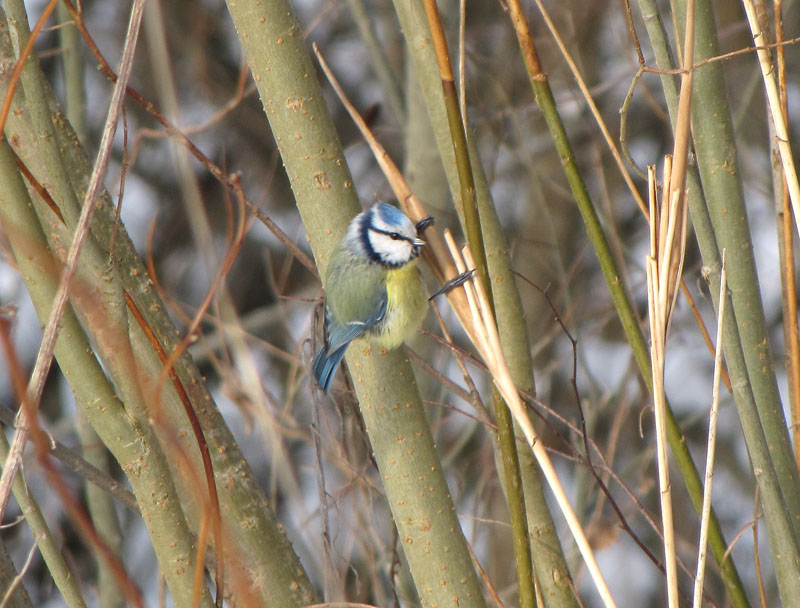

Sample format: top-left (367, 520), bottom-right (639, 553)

top-left (374, 260), bottom-right (427, 349)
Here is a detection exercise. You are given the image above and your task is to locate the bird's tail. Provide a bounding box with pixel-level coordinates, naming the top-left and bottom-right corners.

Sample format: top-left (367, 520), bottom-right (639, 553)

top-left (312, 344), bottom-right (348, 393)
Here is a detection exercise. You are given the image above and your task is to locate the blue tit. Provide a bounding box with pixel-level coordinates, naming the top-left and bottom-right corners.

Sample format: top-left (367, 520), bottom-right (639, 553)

top-left (312, 202), bottom-right (428, 393)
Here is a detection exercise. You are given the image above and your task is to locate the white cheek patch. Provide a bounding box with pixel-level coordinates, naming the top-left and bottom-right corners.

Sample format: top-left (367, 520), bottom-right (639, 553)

top-left (369, 233), bottom-right (413, 265)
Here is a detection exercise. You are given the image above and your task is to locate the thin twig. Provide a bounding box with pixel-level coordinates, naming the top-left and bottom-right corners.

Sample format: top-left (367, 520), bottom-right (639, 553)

top-left (752, 487), bottom-right (767, 608)
top-left (0, 542), bottom-right (36, 608)
top-left (530, 0), bottom-right (647, 215)
top-left (642, 34), bottom-right (800, 74)
top-left (0, 405), bottom-right (138, 513)
top-left (311, 389), bottom-right (338, 600)
top-left (619, 67), bottom-right (649, 180)
top-left (424, 302), bottom-right (491, 424)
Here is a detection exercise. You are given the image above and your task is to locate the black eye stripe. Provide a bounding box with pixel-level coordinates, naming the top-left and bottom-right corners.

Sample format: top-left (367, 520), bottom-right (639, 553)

top-left (360, 223), bottom-right (422, 268)
top-left (371, 227), bottom-right (411, 243)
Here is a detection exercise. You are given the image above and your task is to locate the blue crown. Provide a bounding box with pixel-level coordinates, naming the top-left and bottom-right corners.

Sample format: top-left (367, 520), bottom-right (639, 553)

top-left (374, 202), bottom-right (410, 227)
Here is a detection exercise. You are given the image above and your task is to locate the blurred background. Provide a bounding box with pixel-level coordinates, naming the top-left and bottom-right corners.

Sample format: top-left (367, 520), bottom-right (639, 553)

top-left (1, 0), bottom-right (799, 605)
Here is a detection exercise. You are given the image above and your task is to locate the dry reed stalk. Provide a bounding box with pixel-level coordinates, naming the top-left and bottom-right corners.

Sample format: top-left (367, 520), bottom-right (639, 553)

top-left (646, 159), bottom-right (689, 608)
top-left (692, 250), bottom-right (727, 607)
top-left (741, 0), bottom-right (800, 245)
top-left (445, 234), bottom-right (617, 608)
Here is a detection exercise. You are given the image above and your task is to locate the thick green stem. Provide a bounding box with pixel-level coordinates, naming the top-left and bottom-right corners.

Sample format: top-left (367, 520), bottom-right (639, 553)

top-left (77, 414), bottom-right (126, 608)
top-left (346, 0), bottom-right (405, 123)
top-left (56, 1), bottom-right (86, 142)
top-left (224, 1), bottom-right (486, 605)
top-left (0, 424), bottom-right (86, 608)
top-left (0, 134), bottom-right (206, 608)
top-left (394, 2), bottom-right (577, 605)
top-left (418, 5), bottom-right (537, 605)
top-left (1, 8), bottom-right (317, 604)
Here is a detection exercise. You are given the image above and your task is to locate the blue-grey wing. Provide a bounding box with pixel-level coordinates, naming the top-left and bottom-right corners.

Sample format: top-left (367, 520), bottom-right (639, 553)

top-left (325, 288), bottom-right (387, 352)
top-left (312, 288), bottom-right (387, 393)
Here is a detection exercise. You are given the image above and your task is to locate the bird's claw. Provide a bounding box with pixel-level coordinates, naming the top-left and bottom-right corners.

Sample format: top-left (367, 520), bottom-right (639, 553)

top-left (428, 269), bottom-right (475, 301)
top-left (415, 215), bottom-right (434, 236)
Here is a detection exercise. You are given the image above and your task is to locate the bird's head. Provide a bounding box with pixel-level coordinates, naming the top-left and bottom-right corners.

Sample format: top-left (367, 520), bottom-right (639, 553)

top-left (353, 202), bottom-right (425, 267)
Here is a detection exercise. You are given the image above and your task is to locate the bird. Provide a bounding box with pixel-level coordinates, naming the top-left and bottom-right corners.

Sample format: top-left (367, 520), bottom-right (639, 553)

top-left (312, 202), bottom-right (428, 393)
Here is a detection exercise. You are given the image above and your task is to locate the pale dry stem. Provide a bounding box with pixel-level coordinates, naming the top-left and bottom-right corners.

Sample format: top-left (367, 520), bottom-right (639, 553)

top-left (692, 250), bottom-right (727, 607)
top-left (646, 158), bottom-right (689, 608)
top-left (741, 0), bottom-right (800, 246)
